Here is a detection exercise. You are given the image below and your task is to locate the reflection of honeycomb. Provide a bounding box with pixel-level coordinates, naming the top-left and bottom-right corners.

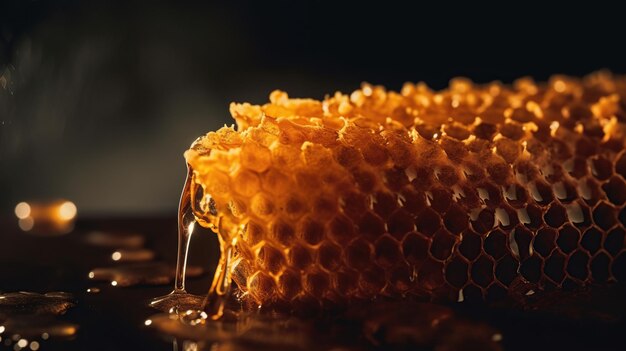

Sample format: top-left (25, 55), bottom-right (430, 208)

top-left (186, 72), bottom-right (626, 307)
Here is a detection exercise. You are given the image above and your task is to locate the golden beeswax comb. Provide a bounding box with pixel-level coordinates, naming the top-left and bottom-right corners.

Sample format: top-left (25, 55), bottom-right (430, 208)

top-left (184, 72), bottom-right (626, 309)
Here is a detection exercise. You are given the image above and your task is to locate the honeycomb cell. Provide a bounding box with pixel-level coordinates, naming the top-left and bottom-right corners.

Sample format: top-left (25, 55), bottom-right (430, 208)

top-left (359, 266), bottom-right (387, 295)
top-left (471, 208), bottom-right (495, 234)
top-left (544, 252), bottom-right (566, 284)
top-left (605, 227), bottom-right (625, 257)
top-left (346, 238), bottom-right (373, 270)
top-left (486, 283), bottom-right (508, 301)
top-left (384, 167), bottom-right (410, 192)
top-left (556, 225), bottom-right (580, 253)
top-left (303, 270), bottom-right (330, 298)
top-left (504, 183), bottom-right (528, 208)
top-left (387, 208), bottom-right (415, 239)
top-left (278, 269), bottom-right (302, 300)
top-left (511, 225), bottom-right (533, 260)
top-left (590, 156), bottom-right (613, 181)
top-left (402, 231), bottom-right (430, 265)
top-left (444, 255), bottom-right (469, 288)
top-left (529, 181), bottom-right (554, 205)
top-left (443, 204), bottom-right (469, 235)
top-left (471, 256), bottom-right (495, 288)
top-left (373, 191), bottom-right (399, 218)
top-left (476, 182), bottom-right (503, 208)
top-left (430, 230), bottom-right (457, 261)
top-left (352, 168), bottom-right (377, 192)
top-left (428, 187), bottom-right (453, 213)
top-left (340, 191), bottom-right (368, 220)
top-left (435, 165), bottom-right (460, 187)
top-left (400, 187), bottom-right (428, 215)
top-left (473, 122), bottom-right (497, 140)
top-left (458, 229), bottom-right (482, 261)
top-left (288, 244), bottom-right (313, 270)
top-left (565, 201), bottom-right (592, 228)
top-left (233, 170), bottom-right (261, 197)
top-left (418, 258), bottom-right (446, 290)
top-left (590, 252), bottom-right (611, 283)
top-left (333, 269), bottom-right (359, 296)
top-left (564, 157), bottom-right (589, 178)
top-left (328, 214), bottom-right (355, 244)
top-left (566, 251), bottom-right (590, 281)
top-left (318, 241), bottom-right (342, 271)
top-left (240, 141), bottom-right (272, 173)
top-left (495, 254), bottom-right (519, 286)
top-left (247, 271), bottom-right (277, 303)
top-left (581, 227), bottom-right (603, 254)
top-left (592, 201), bottom-right (618, 230)
top-left (312, 196), bottom-right (337, 220)
top-left (374, 235), bottom-right (403, 268)
top-left (616, 151), bottom-right (626, 179)
top-left (270, 219), bottom-right (295, 246)
top-left (415, 207), bottom-right (442, 237)
top-left (298, 217), bottom-right (325, 245)
top-left (579, 178), bottom-right (603, 206)
top-left (244, 221), bottom-right (265, 246)
top-left (283, 195), bottom-right (307, 219)
top-left (518, 204), bottom-right (544, 229)
top-left (533, 228), bottom-right (557, 257)
top-left (553, 181), bottom-right (578, 203)
top-left (390, 265), bottom-right (413, 293)
top-left (520, 255), bottom-right (543, 283)
top-left (602, 176), bottom-right (626, 206)
top-left (358, 211), bottom-right (386, 240)
top-left (256, 244), bottom-right (286, 275)
top-left (484, 229), bottom-right (508, 260)
top-left (461, 284), bottom-right (484, 302)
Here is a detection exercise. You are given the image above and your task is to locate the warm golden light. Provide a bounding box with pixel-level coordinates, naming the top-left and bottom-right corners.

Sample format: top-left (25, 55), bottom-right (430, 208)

top-left (14, 202), bottom-right (31, 219)
top-left (111, 251), bottom-right (122, 261)
top-left (58, 201), bottom-right (77, 220)
top-left (144, 319), bottom-right (153, 326)
top-left (29, 341), bottom-right (40, 351)
top-left (18, 217), bottom-right (34, 231)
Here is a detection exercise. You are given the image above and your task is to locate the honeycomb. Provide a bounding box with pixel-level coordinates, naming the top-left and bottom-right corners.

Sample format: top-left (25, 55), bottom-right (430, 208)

top-left (185, 72), bottom-right (626, 308)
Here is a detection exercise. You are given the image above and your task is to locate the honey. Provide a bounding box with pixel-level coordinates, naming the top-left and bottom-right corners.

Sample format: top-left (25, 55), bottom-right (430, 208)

top-left (171, 72), bottom-right (626, 317)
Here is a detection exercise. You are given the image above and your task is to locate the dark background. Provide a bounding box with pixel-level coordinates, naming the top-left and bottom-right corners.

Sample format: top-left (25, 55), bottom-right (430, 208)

top-left (1, 0), bottom-right (625, 215)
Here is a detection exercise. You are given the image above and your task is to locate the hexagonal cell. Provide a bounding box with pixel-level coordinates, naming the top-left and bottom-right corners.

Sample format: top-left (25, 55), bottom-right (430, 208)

top-left (443, 204), bottom-right (469, 235)
top-left (298, 217), bottom-right (325, 245)
top-left (374, 235), bottom-right (402, 268)
top-left (602, 176), bottom-right (626, 206)
top-left (243, 220), bottom-right (266, 246)
top-left (384, 167), bottom-right (410, 192)
top-left (400, 187), bottom-right (428, 216)
top-left (476, 182), bottom-right (503, 208)
top-left (604, 227), bottom-right (625, 257)
top-left (592, 201), bottom-right (618, 231)
top-left (471, 208), bottom-right (495, 234)
top-left (328, 214), bottom-right (355, 245)
top-left (415, 207), bottom-right (442, 237)
top-left (533, 228), bottom-right (557, 257)
top-left (389, 264), bottom-right (413, 293)
top-left (473, 122), bottom-right (498, 140)
top-left (288, 244), bottom-right (313, 270)
top-left (402, 231), bottom-right (430, 265)
top-left (358, 211), bottom-right (386, 240)
top-left (435, 165), bottom-right (460, 187)
top-left (387, 208), bottom-right (416, 239)
top-left (373, 191), bottom-right (398, 218)
top-left (495, 254), bottom-right (519, 286)
top-left (250, 193), bottom-right (275, 218)
top-left (428, 187), bottom-right (453, 213)
top-left (566, 251), bottom-right (590, 281)
top-left (517, 204), bottom-right (544, 229)
top-left (312, 196), bottom-right (337, 220)
top-left (270, 219), bottom-right (295, 246)
top-left (411, 165), bottom-right (436, 190)
top-left (590, 252), bottom-right (611, 283)
top-left (544, 251), bottom-right (566, 284)
top-left (362, 141), bottom-right (389, 166)
top-left (581, 227), bottom-right (603, 255)
top-left (553, 181), bottom-right (578, 203)
top-left (277, 269), bottom-right (302, 300)
top-left (495, 137), bottom-right (521, 163)
top-left (457, 185), bottom-right (482, 209)
top-left (247, 271), bottom-right (276, 303)
top-left (565, 201), bottom-right (592, 228)
top-left (612, 251), bottom-right (626, 282)
top-left (458, 229), bottom-right (482, 261)
top-left (564, 157), bottom-right (589, 178)
top-left (578, 178), bottom-right (603, 206)
top-left (616, 151), bottom-right (626, 179)
top-left (484, 229), bottom-right (508, 260)
top-left (528, 181), bottom-right (554, 206)
top-left (256, 244), bottom-right (286, 275)
top-left (232, 169), bottom-right (261, 198)
top-left (418, 258), bottom-right (446, 290)
top-left (544, 203), bottom-right (569, 228)
top-left (471, 255), bottom-right (495, 288)
top-left (346, 238), bottom-right (373, 270)
top-left (487, 161), bottom-right (511, 186)
top-left (303, 270), bottom-right (330, 298)
top-left (341, 190), bottom-right (369, 220)
top-left (495, 206), bottom-right (518, 230)
top-left (444, 255), bottom-right (469, 288)
top-left (504, 183), bottom-right (528, 208)
top-left (461, 284), bottom-right (484, 302)
top-left (590, 156), bottom-right (613, 181)
top-left (332, 268), bottom-right (359, 296)
top-left (556, 225), bottom-right (580, 254)
top-left (359, 266), bottom-right (387, 295)
top-left (352, 168), bottom-right (378, 192)
top-left (318, 241), bottom-right (343, 271)
top-left (511, 225), bottom-right (533, 260)
top-left (520, 255), bottom-right (542, 283)
top-left (430, 229), bottom-right (457, 261)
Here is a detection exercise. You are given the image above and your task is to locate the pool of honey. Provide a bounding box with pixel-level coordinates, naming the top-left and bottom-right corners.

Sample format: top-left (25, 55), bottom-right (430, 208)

top-left (1, 212), bottom-right (625, 351)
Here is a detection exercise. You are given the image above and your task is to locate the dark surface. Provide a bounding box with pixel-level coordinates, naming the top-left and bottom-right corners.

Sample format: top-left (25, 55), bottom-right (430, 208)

top-left (1, 216), bottom-right (626, 351)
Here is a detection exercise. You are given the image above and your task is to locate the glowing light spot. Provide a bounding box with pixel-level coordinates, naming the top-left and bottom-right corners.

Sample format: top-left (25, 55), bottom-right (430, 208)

top-left (492, 333), bottom-right (503, 342)
top-left (14, 202), bottom-right (30, 219)
top-left (111, 251), bottom-right (122, 261)
top-left (18, 218), bottom-right (34, 231)
top-left (0, 326), bottom-right (4, 334)
top-left (17, 339), bottom-right (28, 348)
top-left (554, 80), bottom-right (566, 92)
top-left (41, 333), bottom-right (49, 340)
top-left (88, 271), bottom-right (95, 279)
top-left (58, 201), bottom-right (77, 220)
top-left (29, 341), bottom-right (39, 351)
top-left (111, 281), bottom-right (118, 287)
top-left (188, 221), bottom-right (195, 235)
top-left (144, 319), bottom-right (152, 326)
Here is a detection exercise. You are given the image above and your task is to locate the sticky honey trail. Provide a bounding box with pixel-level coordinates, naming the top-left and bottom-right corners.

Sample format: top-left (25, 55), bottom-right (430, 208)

top-left (175, 72), bottom-right (626, 316)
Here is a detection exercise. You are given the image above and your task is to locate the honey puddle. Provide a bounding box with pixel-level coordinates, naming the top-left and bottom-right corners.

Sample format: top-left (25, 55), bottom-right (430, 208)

top-left (88, 262), bottom-right (203, 287)
top-left (0, 292), bottom-right (78, 348)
